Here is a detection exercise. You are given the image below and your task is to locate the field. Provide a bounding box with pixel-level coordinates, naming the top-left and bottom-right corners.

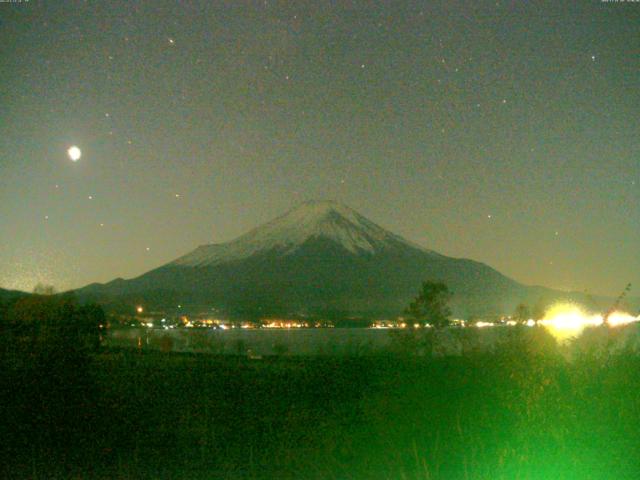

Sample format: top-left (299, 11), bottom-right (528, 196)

top-left (2, 327), bottom-right (640, 479)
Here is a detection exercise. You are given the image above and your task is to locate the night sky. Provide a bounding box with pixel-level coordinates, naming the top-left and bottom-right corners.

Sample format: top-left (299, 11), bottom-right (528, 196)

top-left (0, 1), bottom-right (638, 296)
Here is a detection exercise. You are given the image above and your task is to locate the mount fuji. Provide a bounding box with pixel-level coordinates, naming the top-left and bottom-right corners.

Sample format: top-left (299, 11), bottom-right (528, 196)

top-left (75, 201), bottom-right (595, 319)
top-left (172, 201), bottom-right (435, 266)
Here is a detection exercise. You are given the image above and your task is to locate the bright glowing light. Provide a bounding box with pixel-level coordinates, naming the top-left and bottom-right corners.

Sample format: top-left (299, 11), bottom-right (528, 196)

top-left (539, 303), bottom-right (640, 342)
top-left (67, 146), bottom-right (81, 161)
top-left (606, 311), bottom-right (640, 327)
top-left (475, 321), bottom-right (494, 328)
top-left (136, 306), bottom-right (143, 314)
top-left (539, 303), bottom-right (599, 342)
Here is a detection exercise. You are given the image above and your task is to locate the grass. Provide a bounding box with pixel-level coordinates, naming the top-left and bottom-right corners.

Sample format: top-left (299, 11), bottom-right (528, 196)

top-left (2, 329), bottom-right (640, 479)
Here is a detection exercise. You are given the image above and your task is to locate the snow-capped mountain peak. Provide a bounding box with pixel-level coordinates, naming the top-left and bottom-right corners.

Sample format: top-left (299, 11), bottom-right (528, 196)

top-left (171, 200), bottom-right (419, 267)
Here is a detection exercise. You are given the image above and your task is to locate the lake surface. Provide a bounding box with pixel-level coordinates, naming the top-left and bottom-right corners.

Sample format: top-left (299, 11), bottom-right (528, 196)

top-left (105, 323), bottom-right (640, 357)
top-left (106, 326), bottom-right (517, 356)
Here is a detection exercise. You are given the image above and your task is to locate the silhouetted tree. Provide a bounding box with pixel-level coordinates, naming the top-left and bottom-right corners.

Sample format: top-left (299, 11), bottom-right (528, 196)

top-left (405, 281), bottom-right (452, 329)
top-left (603, 283), bottom-right (632, 326)
top-left (1, 294), bottom-right (107, 471)
top-left (6, 294), bottom-right (103, 355)
top-left (513, 303), bottom-right (530, 324)
top-left (531, 301), bottom-right (546, 325)
top-left (33, 283), bottom-right (57, 295)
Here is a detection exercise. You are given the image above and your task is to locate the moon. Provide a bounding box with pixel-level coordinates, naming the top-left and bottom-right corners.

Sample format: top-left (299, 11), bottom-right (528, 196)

top-left (67, 145), bottom-right (82, 162)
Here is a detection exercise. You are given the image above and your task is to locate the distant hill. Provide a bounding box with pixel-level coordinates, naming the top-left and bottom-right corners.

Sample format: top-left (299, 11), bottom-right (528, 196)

top-left (0, 288), bottom-right (30, 303)
top-left (74, 201), bottom-right (629, 319)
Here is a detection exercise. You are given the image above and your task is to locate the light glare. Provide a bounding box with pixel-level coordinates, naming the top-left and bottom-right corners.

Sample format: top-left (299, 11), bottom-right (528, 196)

top-left (67, 146), bottom-right (81, 161)
top-left (539, 303), bottom-right (639, 342)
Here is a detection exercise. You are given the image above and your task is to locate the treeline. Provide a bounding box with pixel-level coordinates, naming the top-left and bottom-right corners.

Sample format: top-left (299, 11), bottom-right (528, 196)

top-left (0, 294), bottom-right (108, 477)
top-left (0, 293), bottom-right (104, 357)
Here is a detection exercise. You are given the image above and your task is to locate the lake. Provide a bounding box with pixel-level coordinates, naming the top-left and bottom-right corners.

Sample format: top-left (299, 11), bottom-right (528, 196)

top-left (106, 326), bottom-right (532, 356)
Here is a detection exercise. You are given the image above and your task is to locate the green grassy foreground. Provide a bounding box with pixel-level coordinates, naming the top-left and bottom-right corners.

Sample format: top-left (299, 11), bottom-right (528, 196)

top-left (2, 330), bottom-right (640, 479)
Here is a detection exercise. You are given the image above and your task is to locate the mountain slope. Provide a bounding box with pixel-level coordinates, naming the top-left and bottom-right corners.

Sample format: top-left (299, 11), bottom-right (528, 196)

top-left (75, 201), bottom-right (614, 318)
top-left (171, 201), bottom-right (435, 266)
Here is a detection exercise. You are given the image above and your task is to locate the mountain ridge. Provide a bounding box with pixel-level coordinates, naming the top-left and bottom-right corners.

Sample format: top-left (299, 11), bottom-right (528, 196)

top-left (73, 201), bottom-right (628, 318)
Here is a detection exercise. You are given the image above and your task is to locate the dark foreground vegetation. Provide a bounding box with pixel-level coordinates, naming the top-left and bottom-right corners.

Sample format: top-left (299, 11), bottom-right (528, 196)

top-left (1, 297), bottom-right (640, 479)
